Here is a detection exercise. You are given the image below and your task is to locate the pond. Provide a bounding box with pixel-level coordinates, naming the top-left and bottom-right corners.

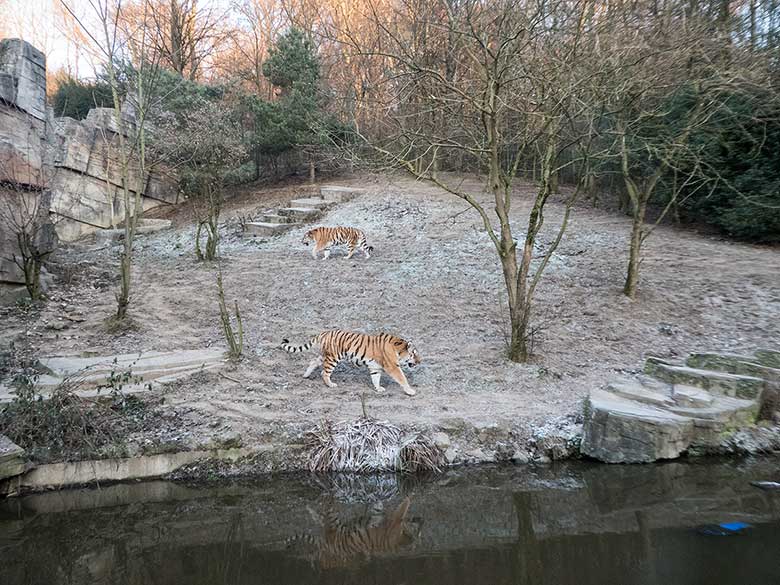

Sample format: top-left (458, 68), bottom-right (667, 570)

top-left (1, 458), bottom-right (779, 585)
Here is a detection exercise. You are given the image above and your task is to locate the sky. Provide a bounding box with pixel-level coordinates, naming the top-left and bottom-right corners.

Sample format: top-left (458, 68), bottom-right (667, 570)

top-left (1, 0), bottom-right (235, 79)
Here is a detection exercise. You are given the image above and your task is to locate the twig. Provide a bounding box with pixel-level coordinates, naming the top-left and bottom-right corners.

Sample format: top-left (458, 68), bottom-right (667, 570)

top-left (219, 372), bottom-right (242, 384)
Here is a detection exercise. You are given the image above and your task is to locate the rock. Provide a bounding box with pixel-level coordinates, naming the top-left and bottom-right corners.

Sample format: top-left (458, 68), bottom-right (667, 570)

top-left (465, 448), bottom-right (489, 463)
top-left (444, 447), bottom-right (458, 464)
top-left (0, 39), bottom-right (47, 120)
top-left (276, 207), bottom-right (322, 221)
top-left (581, 389), bottom-right (695, 463)
top-left (493, 442), bottom-right (515, 461)
top-left (512, 450), bottom-right (530, 464)
top-left (431, 432), bottom-right (451, 450)
top-left (0, 434), bottom-right (25, 480)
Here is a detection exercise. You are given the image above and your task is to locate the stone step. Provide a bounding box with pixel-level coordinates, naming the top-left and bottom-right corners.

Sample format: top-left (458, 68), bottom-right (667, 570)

top-left (244, 222), bottom-right (294, 237)
top-left (256, 213), bottom-right (298, 224)
top-left (755, 349), bottom-right (780, 369)
top-left (95, 219), bottom-right (173, 245)
top-left (672, 385), bottom-right (715, 407)
top-left (0, 434), bottom-right (25, 481)
top-left (606, 380), bottom-right (675, 408)
top-left (277, 207), bottom-right (322, 221)
top-left (686, 353), bottom-right (780, 382)
top-left (0, 349), bottom-right (225, 403)
top-left (582, 389), bottom-right (695, 463)
top-left (667, 394), bottom-right (758, 424)
top-left (644, 358), bottom-right (765, 400)
top-left (288, 197), bottom-right (334, 210)
top-left (320, 185), bottom-right (365, 202)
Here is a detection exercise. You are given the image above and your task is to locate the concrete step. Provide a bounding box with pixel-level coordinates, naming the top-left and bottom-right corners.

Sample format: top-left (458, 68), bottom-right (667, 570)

top-left (244, 222), bottom-right (294, 237)
top-left (320, 185), bottom-right (365, 202)
top-left (645, 357), bottom-right (765, 400)
top-left (277, 207), bottom-right (322, 221)
top-left (288, 197), bottom-right (334, 210)
top-left (256, 213), bottom-right (298, 224)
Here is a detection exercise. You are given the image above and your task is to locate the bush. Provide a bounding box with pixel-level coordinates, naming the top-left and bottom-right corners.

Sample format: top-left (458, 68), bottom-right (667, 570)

top-left (672, 88), bottom-right (780, 242)
top-left (52, 75), bottom-right (114, 119)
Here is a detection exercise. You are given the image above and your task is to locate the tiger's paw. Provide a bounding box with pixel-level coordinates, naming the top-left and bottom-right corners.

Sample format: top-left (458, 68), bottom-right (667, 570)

top-left (374, 386), bottom-right (386, 393)
top-left (402, 386), bottom-right (416, 397)
top-left (325, 381), bottom-right (338, 388)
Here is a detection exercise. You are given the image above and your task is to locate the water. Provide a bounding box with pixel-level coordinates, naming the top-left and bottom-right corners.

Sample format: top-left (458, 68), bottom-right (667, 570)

top-left (1, 458), bottom-right (779, 585)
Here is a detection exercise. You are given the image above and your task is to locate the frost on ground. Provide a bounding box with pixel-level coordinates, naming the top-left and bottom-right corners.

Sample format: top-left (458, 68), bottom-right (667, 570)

top-left (2, 174), bottom-right (779, 463)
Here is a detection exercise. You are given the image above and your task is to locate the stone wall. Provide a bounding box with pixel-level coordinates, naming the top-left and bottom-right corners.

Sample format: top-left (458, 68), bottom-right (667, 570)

top-left (0, 38), bottom-right (178, 293)
top-left (0, 39), bottom-right (51, 292)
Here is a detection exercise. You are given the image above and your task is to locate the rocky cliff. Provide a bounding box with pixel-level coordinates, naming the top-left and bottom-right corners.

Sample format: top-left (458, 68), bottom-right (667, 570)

top-left (0, 38), bottom-right (178, 295)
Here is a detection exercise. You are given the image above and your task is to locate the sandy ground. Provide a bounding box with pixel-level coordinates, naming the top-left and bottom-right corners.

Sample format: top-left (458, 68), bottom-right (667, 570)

top-left (2, 173), bottom-right (779, 452)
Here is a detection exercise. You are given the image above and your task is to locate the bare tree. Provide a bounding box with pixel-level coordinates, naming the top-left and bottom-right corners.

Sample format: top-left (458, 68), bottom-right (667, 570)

top-left (61, 0), bottom-right (163, 323)
top-left (338, 0), bottom-right (607, 362)
top-left (0, 156), bottom-right (57, 301)
top-left (593, 4), bottom-right (772, 298)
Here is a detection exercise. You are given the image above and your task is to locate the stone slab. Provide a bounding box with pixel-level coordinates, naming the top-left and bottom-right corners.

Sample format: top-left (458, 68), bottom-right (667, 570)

top-left (320, 185), bottom-right (365, 202)
top-left (0, 447), bottom-right (253, 495)
top-left (244, 222), bottom-right (294, 237)
top-left (256, 213), bottom-right (298, 224)
top-left (288, 197), bottom-right (334, 210)
top-left (605, 380), bottom-right (674, 408)
top-left (94, 219), bottom-right (173, 244)
top-left (276, 207), bottom-right (322, 221)
top-left (0, 349), bottom-right (224, 403)
top-left (645, 358), bottom-right (765, 400)
top-left (755, 349), bottom-right (780, 369)
top-left (581, 389), bottom-right (695, 463)
top-left (0, 434), bottom-right (25, 481)
top-left (686, 352), bottom-right (780, 382)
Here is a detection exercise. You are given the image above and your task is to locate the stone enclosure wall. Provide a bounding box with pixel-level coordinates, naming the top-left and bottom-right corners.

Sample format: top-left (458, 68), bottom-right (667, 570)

top-left (0, 38), bottom-right (178, 293)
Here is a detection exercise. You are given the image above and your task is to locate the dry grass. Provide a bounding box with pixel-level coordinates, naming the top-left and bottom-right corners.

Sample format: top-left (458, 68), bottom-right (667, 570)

top-left (305, 417), bottom-right (445, 474)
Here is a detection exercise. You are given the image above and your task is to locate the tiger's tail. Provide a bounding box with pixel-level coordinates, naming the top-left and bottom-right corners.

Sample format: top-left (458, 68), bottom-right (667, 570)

top-left (281, 335), bottom-right (318, 353)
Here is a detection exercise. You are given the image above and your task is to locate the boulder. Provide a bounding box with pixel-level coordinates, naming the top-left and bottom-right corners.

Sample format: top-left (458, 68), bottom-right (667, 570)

top-left (581, 389), bottom-right (694, 463)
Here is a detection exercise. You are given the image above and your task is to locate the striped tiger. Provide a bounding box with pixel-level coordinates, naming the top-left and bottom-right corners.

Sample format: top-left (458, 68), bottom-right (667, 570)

top-left (281, 330), bottom-right (420, 396)
top-left (286, 498), bottom-right (421, 569)
top-left (302, 226), bottom-right (373, 260)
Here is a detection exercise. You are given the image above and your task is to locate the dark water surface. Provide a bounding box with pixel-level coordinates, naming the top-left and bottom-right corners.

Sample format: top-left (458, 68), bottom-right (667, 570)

top-left (1, 458), bottom-right (779, 585)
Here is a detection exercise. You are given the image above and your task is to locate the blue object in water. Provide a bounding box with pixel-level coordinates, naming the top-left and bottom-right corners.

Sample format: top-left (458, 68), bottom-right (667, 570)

top-left (697, 522), bottom-right (752, 536)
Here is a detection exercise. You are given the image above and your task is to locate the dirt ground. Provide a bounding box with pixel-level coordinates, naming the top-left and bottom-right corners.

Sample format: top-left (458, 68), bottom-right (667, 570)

top-left (2, 173), bottom-right (779, 455)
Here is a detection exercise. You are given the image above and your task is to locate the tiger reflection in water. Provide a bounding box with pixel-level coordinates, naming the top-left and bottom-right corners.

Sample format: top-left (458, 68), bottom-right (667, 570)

top-left (286, 497), bottom-right (422, 569)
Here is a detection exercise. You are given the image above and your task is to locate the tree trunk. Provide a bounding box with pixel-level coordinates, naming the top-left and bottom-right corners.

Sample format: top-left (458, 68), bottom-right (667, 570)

top-left (623, 199), bottom-right (647, 299)
top-left (308, 160), bottom-right (316, 184)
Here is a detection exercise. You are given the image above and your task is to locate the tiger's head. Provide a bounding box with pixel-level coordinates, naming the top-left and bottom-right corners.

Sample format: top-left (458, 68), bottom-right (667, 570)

top-left (403, 340), bottom-right (421, 368)
top-left (302, 230), bottom-right (314, 246)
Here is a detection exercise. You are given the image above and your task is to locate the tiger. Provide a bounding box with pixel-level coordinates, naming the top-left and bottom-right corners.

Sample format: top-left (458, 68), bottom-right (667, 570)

top-left (302, 226), bottom-right (373, 260)
top-left (286, 497), bottom-right (422, 570)
top-left (281, 330), bottom-right (421, 396)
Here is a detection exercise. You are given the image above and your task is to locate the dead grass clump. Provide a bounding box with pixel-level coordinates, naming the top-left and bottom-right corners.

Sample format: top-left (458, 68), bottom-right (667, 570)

top-left (305, 417), bottom-right (445, 474)
top-left (0, 365), bottom-right (153, 463)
